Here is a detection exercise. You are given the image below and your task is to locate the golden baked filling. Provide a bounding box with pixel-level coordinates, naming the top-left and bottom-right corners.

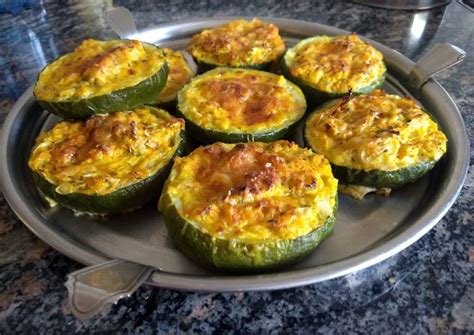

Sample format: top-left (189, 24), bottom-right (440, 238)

top-left (34, 39), bottom-right (167, 101)
top-left (305, 90), bottom-right (447, 171)
top-left (285, 34), bottom-right (386, 93)
top-left (29, 107), bottom-right (184, 195)
top-left (178, 68), bottom-right (306, 133)
top-left (162, 141), bottom-right (338, 242)
top-left (187, 18), bottom-right (286, 67)
top-left (156, 48), bottom-right (194, 103)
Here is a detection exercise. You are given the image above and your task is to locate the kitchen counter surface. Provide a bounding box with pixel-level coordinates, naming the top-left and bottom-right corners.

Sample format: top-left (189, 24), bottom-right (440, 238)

top-left (0, 0), bottom-right (472, 333)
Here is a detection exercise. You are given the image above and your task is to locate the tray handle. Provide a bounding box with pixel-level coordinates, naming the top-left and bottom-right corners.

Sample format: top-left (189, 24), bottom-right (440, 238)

top-left (105, 7), bottom-right (139, 40)
top-left (65, 259), bottom-right (152, 320)
top-left (407, 43), bottom-right (466, 96)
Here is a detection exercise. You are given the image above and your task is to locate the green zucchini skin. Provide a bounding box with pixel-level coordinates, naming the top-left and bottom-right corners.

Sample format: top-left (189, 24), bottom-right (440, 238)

top-left (174, 108), bottom-right (300, 144)
top-left (193, 57), bottom-right (276, 74)
top-left (32, 130), bottom-right (185, 215)
top-left (303, 103), bottom-right (439, 189)
top-left (159, 192), bottom-right (337, 273)
top-left (176, 68), bottom-right (306, 144)
top-left (280, 51), bottom-right (385, 108)
top-left (34, 46), bottom-right (169, 120)
top-left (330, 161), bottom-right (437, 189)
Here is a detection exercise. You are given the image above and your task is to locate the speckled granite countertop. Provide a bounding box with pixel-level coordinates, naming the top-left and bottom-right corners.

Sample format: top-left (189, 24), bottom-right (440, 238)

top-left (1, 0), bottom-right (473, 333)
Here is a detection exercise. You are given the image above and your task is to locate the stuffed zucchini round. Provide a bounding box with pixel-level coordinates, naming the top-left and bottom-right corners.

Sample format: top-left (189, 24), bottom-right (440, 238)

top-left (159, 141), bottom-right (338, 272)
top-left (187, 18), bottom-right (286, 72)
top-left (155, 48), bottom-right (195, 109)
top-left (304, 90), bottom-right (447, 199)
top-left (281, 34), bottom-right (386, 107)
top-left (28, 107), bottom-right (185, 214)
top-left (177, 68), bottom-right (306, 143)
top-left (34, 39), bottom-right (169, 119)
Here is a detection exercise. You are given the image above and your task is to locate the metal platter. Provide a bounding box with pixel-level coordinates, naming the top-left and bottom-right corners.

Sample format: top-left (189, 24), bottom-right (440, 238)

top-left (0, 18), bottom-right (469, 291)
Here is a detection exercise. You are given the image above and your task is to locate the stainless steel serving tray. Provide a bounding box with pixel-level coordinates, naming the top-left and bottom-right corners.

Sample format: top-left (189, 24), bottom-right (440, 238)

top-left (0, 18), bottom-right (469, 291)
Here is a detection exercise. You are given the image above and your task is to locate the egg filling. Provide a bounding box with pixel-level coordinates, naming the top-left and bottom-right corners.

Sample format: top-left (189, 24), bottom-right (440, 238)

top-left (305, 90), bottom-right (447, 172)
top-left (156, 48), bottom-right (195, 104)
top-left (285, 34), bottom-right (386, 94)
top-left (29, 107), bottom-right (184, 195)
top-left (160, 141), bottom-right (338, 243)
top-left (187, 18), bottom-right (286, 67)
top-left (178, 68), bottom-right (306, 134)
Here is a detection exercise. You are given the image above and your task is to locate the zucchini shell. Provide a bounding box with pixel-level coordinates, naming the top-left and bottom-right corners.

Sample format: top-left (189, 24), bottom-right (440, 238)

top-left (155, 49), bottom-right (195, 110)
top-left (32, 129), bottom-right (186, 215)
top-left (329, 161), bottom-right (437, 189)
top-left (176, 68), bottom-right (306, 144)
top-left (281, 58), bottom-right (385, 108)
top-left (280, 58), bottom-right (385, 108)
top-left (193, 57), bottom-right (277, 74)
top-left (304, 99), bottom-right (443, 189)
top-left (34, 43), bottom-right (169, 120)
top-left (281, 35), bottom-right (386, 108)
top-left (175, 108), bottom-right (300, 144)
top-left (159, 192), bottom-right (337, 273)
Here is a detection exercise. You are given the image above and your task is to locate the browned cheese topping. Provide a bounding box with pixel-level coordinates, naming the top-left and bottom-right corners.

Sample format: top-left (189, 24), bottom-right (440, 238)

top-left (29, 108), bottom-right (184, 195)
top-left (187, 18), bottom-right (286, 67)
top-left (160, 141), bottom-right (338, 242)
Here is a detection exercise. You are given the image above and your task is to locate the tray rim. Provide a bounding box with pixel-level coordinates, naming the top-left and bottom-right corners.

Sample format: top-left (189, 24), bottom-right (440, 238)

top-left (0, 16), bottom-right (469, 291)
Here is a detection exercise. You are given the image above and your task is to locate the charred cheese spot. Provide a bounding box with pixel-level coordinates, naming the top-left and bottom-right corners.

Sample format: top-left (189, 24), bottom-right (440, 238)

top-left (285, 34), bottom-right (386, 93)
top-left (156, 48), bottom-right (195, 104)
top-left (305, 90), bottom-right (447, 171)
top-left (34, 39), bottom-right (167, 101)
top-left (187, 18), bottom-right (285, 67)
top-left (160, 141), bottom-right (338, 242)
top-left (178, 68), bottom-right (306, 133)
top-left (29, 107), bottom-right (184, 195)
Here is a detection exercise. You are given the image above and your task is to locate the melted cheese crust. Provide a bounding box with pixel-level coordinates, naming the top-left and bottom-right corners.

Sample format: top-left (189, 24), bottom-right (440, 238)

top-left (161, 141), bottom-right (338, 243)
top-left (29, 107), bottom-right (184, 195)
top-left (34, 39), bottom-right (166, 101)
top-left (178, 68), bottom-right (306, 133)
top-left (285, 34), bottom-right (386, 93)
top-left (156, 48), bottom-right (195, 103)
top-left (187, 18), bottom-right (286, 67)
top-left (305, 90), bottom-right (447, 171)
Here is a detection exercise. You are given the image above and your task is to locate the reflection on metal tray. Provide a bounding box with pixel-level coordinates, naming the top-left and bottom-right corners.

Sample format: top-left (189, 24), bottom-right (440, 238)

top-left (0, 18), bottom-right (469, 291)
top-left (352, 0), bottom-right (451, 10)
